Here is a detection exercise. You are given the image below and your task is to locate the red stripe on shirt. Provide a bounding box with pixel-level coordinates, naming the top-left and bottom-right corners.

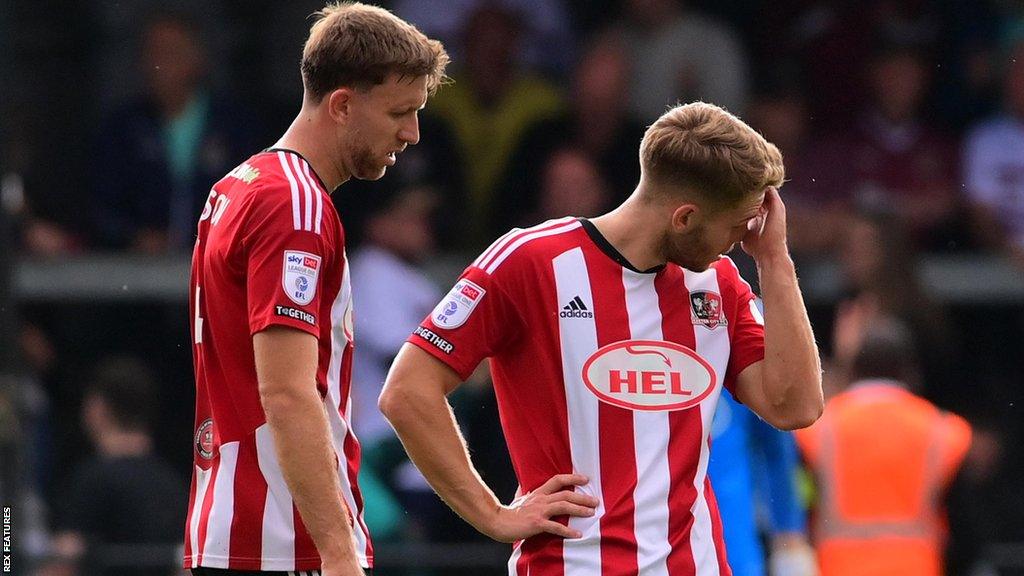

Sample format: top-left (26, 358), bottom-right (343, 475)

top-left (229, 434), bottom-right (267, 569)
top-left (587, 248), bottom-right (639, 575)
top-left (477, 218), bottom-right (577, 272)
top-left (658, 267), bottom-right (701, 575)
top-left (340, 342), bottom-right (374, 566)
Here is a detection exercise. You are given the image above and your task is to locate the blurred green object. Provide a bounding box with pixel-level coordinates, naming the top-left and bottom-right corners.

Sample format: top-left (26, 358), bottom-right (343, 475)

top-left (358, 455), bottom-right (405, 541)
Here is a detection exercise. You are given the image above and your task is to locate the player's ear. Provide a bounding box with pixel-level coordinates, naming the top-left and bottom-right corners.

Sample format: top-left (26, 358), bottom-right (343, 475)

top-left (670, 203), bottom-right (700, 233)
top-left (326, 87), bottom-right (355, 123)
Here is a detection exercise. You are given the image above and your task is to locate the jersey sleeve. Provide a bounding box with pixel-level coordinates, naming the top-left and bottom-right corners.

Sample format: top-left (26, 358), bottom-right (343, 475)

top-left (407, 264), bottom-right (525, 381)
top-left (243, 185), bottom-right (331, 337)
top-left (721, 259), bottom-right (766, 395)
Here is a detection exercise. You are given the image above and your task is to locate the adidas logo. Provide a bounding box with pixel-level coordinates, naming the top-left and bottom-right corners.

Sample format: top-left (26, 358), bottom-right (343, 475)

top-left (560, 295), bottom-right (594, 319)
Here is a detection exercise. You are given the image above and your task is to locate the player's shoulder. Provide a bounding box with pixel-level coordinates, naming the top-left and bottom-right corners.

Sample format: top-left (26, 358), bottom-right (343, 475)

top-left (710, 255), bottom-right (742, 280)
top-left (240, 150), bottom-right (334, 232)
top-left (243, 150), bottom-right (327, 195)
top-left (711, 256), bottom-right (756, 298)
top-left (470, 217), bottom-right (584, 276)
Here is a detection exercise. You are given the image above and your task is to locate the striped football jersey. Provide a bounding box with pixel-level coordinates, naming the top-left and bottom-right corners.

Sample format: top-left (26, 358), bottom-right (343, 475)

top-left (186, 149), bottom-right (371, 571)
top-left (409, 217), bottom-right (766, 575)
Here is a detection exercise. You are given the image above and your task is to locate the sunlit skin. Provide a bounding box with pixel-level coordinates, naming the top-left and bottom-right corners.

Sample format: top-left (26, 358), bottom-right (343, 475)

top-left (335, 75), bottom-right (428, 181)
top-left (665, 190), bottom-right (767, 272)
top-left (593, 184), bottom-right (768, 273)
top-left (275, 74), bottom-right (428, 191)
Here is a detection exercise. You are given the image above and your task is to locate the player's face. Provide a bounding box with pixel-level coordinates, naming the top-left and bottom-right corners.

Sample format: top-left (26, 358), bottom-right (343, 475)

top-left (343, 74), bottom-right (428, 180)
top-left (666, 191), bottom-right (765, 271)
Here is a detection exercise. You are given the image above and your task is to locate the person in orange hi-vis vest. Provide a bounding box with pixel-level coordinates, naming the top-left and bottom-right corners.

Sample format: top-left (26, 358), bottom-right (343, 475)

top-left (795, 317), bottom-right (972, 576)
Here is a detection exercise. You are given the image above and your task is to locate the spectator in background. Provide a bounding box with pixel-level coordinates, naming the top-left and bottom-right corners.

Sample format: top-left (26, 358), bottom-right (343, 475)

top-left (796, 317), bottom-right (972, 576)
top-left (619, 0), bottom-right (749, 118)
top-left (835, 207), bottom-right (960, 405)
top-left (348, 185), bottom-right (442, 454)
top-left (392, 0), bottom-right (575, 77)
top-left (839, 44), bottom-right (961, 250)
top-left (427, 4), bottom-right (564, 248)
top-left (498, 147), bottom-right (611, 230)
top-left (92, 11), bottom-right (263, 252)
top-left (346, 184), bottom-right (443, 543)
top-left (532, 149), bottom-right (611, 223)
top-left (43, 357), bottom-right (184, 576)
top-left (746, 90), bottom-right (854, 259)
top-left (963, 32), bottom-right (1024, 268)
top-left (496, 31), bottom-right (646, 230)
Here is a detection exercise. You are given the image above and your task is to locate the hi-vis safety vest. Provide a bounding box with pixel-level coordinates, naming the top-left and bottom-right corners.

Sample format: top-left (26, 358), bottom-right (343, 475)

top-left (795, 381), bottom-right (972, 576)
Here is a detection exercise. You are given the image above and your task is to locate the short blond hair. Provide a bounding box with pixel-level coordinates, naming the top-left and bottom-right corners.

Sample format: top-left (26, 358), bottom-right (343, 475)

top-left (639, 102), bottom-right (784, 209)
top-left (301, 2), bottom-right (449, 101)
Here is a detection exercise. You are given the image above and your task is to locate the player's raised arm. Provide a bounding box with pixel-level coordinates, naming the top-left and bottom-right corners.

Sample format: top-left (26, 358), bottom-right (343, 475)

top-left (734, 187), bottom-right (824, 430)
top-left (254, 327), bottom-right (364, 576)
top-left (379, 344), bottom-right (599, 542)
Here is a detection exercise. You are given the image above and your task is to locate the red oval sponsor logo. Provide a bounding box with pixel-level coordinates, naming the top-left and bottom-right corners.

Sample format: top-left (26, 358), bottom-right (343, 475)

top-left (581, 339), bottom-right (716, 411)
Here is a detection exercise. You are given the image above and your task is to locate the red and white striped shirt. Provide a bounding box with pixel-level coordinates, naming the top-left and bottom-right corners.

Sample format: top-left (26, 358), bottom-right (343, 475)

top-left (185, 149), bottom-right (372, 571)
top-left (409, 217), bottom-right (765, 576)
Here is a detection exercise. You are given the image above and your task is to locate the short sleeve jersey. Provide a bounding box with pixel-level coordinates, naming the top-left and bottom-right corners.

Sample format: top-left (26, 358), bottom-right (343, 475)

top-left (184, 150), bottom-right (372, 571)
top-left (408, 217), bottom-right (765, 575)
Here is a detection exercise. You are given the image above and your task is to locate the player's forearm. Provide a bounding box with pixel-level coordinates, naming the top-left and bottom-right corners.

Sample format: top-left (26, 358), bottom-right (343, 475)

top-left (757, 252), bottom-right (823, 429)
top-left (262, 388), bottom-right (360, 568)
top-left (379, 375), bottom-right (503, 537)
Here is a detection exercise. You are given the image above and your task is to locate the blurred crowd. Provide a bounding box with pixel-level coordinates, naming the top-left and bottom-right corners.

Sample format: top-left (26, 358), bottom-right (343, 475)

top-left (4, 0), bottom-right (1024, 574)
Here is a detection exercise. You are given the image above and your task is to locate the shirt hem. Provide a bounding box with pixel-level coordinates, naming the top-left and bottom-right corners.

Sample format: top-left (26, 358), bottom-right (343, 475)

top-left (184, 553), bottom-right (373, 571)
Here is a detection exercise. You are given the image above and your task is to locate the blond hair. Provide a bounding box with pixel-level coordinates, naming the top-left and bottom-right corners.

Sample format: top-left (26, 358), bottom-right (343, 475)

top-left (301, 2), bottom-right (449, 101)
top-left (639, 102), bottom-right (784, 209)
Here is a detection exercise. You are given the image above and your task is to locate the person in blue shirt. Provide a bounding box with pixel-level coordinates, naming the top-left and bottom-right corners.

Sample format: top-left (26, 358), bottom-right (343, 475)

top-left (709, 385), bottom-right (817, 575)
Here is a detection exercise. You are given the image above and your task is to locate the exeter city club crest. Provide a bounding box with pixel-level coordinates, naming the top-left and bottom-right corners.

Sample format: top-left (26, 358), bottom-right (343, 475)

top-left (690, 290), bottom-right (727, 330)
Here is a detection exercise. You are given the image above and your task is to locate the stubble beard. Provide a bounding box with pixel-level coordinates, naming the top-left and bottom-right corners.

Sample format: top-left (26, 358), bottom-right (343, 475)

top-left (667, 226), bottom-right (715, 272)
top-left (350, 142), bottom-right (387, 181)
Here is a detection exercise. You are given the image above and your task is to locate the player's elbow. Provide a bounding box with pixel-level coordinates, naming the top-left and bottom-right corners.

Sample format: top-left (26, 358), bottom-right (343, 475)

top-left (771, 399), bottom-right (824, 431)
top-left (258, 380), bottom-right (311, 421)
top-left (378, 377), bottom-right (413, 426)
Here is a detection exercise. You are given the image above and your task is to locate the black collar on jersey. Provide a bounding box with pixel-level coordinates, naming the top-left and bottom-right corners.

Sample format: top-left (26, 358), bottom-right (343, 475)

top-left (264, 147), bottom-right (335, 194)
top-left (578, 218), bottom-right (666, 274)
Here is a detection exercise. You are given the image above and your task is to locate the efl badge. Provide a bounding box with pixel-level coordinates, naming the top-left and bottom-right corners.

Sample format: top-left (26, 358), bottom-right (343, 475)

top-left (195, 418), bottom-right (215, 460)
top-left (690, 290), bottom-right (727, 330)
top-left (282, 250), bottom-right (321, 305)
top-left (431, 279), bottom-right (486, 330)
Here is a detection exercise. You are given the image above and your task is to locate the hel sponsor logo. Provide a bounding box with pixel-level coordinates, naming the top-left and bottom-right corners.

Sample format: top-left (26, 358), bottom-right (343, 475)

top-left (690, 290), bottom-right (727, 330)
top-left (559, 295), bottom-right (593, 318)
top-left (282, 250), bottom-right (321, 305)
top-left (194, 418), bottom-right (215, 460)
top-left (431, 279), bottom-right (486, 329)
top-left (414, 326), bottom-right (454, 354)
top-left (582, 339), bottom-right (716, 411)
top-left (275, 305), bottom-right (316, 326)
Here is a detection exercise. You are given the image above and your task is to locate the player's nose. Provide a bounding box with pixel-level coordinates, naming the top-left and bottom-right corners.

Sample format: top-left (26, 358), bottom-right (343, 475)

top-left (399, 115), bottom-right (420, 145)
